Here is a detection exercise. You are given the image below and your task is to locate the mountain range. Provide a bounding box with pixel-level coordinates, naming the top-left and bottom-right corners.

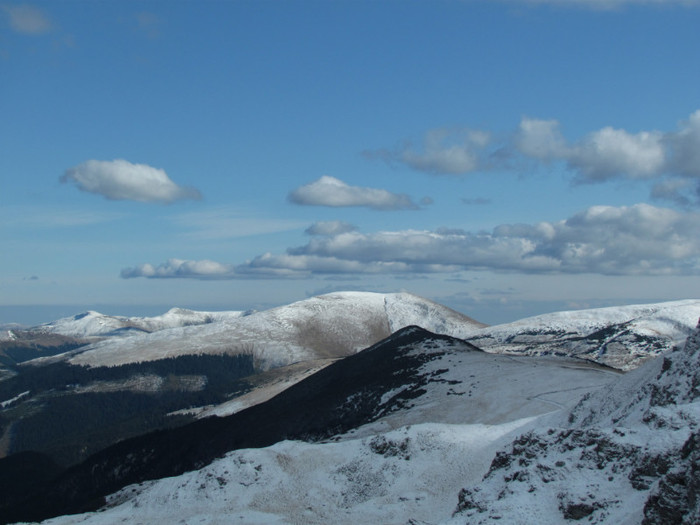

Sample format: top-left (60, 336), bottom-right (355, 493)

top-left (1, 292), bottom-right (698, 524)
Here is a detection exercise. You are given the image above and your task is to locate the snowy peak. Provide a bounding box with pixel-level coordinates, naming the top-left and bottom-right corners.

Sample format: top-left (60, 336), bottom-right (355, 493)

top-left (466, 299), bottom-right (700, 370)
top-left (384, 292), bottom-right (486, 337)
top-left (33, 308), bottom-right (249, 340)
top-left (34, 292), bottom-right (485, 369)
top-left (38, 310), bottom-right (124, 338)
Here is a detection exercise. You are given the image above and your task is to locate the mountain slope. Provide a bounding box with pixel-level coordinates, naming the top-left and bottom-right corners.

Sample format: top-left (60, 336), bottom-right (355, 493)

top-left (449, 320), bottom-right (700, 524)
top-left (26, 292), bottom-right (484, 369)
top-left (466, 299), bottom-right (700, 370)
top-left (2, 326), bottom-right (619, 525)
top-left (37, 321), bottom-right (699, 525)
top-left (1, 293), bottom-right (483, 467)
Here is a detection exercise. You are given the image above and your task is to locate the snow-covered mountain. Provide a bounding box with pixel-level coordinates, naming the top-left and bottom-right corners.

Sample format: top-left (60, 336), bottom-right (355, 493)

top-left (26, 292), bottom-right (484, 369)
top-left (448, 320), bottom-right (700, 524)
top-left (3, 326), bottom-right (620, 525)
top-left (16, 322), bottom-right (698, 525)
top-left (466, 299), bottom-right (700, 370)
top-left (0, 293), bottom-right (485, 467)
top-left (32, 308), bottom-right (251, 339)
top-left (3, 295), bottom-right (700, 524)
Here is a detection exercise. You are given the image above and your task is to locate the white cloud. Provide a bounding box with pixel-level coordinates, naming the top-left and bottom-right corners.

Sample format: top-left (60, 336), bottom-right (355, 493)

top-left (515, 117), bottom-right (568, 160)
top-left (364, 128), bottom-right (490, 175)
top-left (666, 109), bottom-right (700, 177)
top-left (61, 159), bottom-right (202, 203)
top-left (288, 176), bottom-right (418, 210)
top-left (568, 127), bottom-right (666, 181)
top-left (515, 118), bottom-right (666, 181)
top-left (368, 111), bottom-right (700, 188)
top-left (514, 110), bottom-right (700, 188)
top-left (305, 221), bottom-right (357, 236)
top-left (2, 4), bottom-right (52, 34)
top-left (121, 258), bottom-right (235, 279)
top-left (122, 204), bottom-right (700, 280)
top-left (260, 203), bottom-right (700, 276)
top-left (651, 179), bottom-right (700, 207)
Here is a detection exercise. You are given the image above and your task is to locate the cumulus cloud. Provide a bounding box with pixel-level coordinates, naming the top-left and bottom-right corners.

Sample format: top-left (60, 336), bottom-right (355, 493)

top-left (368, 110), bottom-right (700, 192)
top-left (515, 118), bottom-right (568, 160)
top-left (2, 4), bottom-right (52, 34)
top-left (568, 127), bottom-right (666, 181)
top-left (122, 204), bottom-right (700, 280)
top-left (513, 110), bottom-right (700, 193)
top-left (257, 204), bottom-right (700, 276)
top-left (515, 118), bottom-right (666, 181)
top-left (121, 258), bottom-right (235, 279)
top-left (288, 176), bottom-right (418, 210)
top-left (305, 221), bottom-right (358, 236)
top-left (61, 159), bottom-right (202, 203)
top-left (651, 179), bottom-right (700, 208)
top-left (364, 128), bottom-right (491, 175)
top-left (666, 109), bottom-right (700, 177)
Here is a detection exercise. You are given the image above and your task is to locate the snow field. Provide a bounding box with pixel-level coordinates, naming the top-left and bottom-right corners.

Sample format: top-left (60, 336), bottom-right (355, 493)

top-left (41, 420), bottom-right (536, 525)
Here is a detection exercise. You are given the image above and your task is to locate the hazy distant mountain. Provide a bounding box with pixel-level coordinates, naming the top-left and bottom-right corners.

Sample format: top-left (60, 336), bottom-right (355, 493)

top-left (466, 299), bottom-right (700, 370)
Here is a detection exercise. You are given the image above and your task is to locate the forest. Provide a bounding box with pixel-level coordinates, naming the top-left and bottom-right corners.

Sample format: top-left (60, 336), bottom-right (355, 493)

top-left (0, 353), bottom-right (257, 465)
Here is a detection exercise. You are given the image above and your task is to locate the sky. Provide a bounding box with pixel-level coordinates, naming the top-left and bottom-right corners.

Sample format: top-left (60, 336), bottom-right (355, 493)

top-left (1, 0), bottom-right (700, 326)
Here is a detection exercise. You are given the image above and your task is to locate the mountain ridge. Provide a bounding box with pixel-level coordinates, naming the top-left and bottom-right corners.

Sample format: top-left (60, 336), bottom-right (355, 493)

top-left (466, 299), bottom-right (700, 370)
top-left (0, 325), bottom-right (620, 524)
top-left (22, 292), bottom-right (484, 369)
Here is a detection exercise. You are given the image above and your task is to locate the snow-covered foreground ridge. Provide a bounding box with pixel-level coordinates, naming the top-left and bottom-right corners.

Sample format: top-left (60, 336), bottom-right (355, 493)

top-left (21, 326), bottom-right (609, 525)
top-left (449, 320), bottom-right (700, 525)
top-left (34, 322), bottom-right (700, 525)
top-left (466, 299), bottom-right (700, 370)
top-left (25, 292), bottom-right (483, 368)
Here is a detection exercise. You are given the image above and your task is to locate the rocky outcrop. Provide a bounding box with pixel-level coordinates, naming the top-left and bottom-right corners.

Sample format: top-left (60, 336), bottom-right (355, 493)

top-left (452, 321), bottom-right (700, 524)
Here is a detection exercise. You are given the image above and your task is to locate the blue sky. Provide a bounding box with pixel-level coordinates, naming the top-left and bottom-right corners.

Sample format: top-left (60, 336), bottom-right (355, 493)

top-left (2, 0), bottom-right (700, 326)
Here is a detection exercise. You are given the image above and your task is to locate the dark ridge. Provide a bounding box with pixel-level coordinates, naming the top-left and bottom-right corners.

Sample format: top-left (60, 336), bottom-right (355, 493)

top-left (0, 353), bottom-right (257, 466)
top-left (0, 326), bottom-right (479, 524)
top-left (0, 451), bottom-right (63, 509)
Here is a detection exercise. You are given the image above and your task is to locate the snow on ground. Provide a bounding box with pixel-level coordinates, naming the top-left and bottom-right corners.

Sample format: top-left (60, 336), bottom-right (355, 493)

top-left (0, 390), bottom-right (29, 408)
top-left (193, 360), bottom-right (336, 419)
top-left (444, 322), bottom-right (700, 525)
top-left (35, 308), bottom-right (249, 339)
top-left (35, 331), bottom-right (624, 525)
top-left (24, 292), bottom-right (484, 369)
top-left (40, 420), bottom-right (536, 525)
top-left (466, 299), bottom-right (700, 370)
